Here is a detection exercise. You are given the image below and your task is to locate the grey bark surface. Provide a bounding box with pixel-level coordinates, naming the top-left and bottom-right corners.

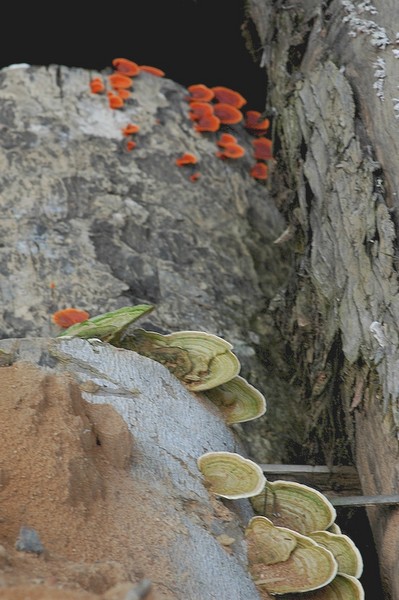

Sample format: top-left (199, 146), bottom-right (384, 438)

top-left (245, 0), bottom-right (399, 597)
top-left (0, 62), bottom-right (296, 463)
top-left (0, 336), bottom-right (261, 600)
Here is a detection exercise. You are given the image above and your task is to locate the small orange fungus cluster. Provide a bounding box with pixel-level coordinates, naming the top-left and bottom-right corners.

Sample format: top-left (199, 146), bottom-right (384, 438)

top-left (122, 123), bottom-right (140, 151)
top-left (176, 152), bottom-right (200, 182)
top-left (88, 57), bottom-right (272, 184)
top-left (89, 57), bottom-right (165, 153)
top-left (52, 308), bottom-right (90, 329)
top-left (184, 82), bottom-right (273, 180)
top-left (176, 152), bottom-right (197, 166)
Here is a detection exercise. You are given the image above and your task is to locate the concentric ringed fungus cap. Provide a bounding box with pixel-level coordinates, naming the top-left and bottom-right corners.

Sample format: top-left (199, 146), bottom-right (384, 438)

top-left (308, 530), bottom-right (363, 578)
top-left (119, 329), bottom-right (240, 391)
top-left (250, 480), bottom-right (336, 535)
top-left (211, 86), bottom-right (247, 108)
top-left (203, 375), bottom-right (266, 424)
top-left (300, 573), bottom-right (365, 599)
top-left (197, 451), bottom-right (266, 499)
top-left (245, 516), bottom-right (338, 595)
top-left (112, 58), bottom-right (140, 77)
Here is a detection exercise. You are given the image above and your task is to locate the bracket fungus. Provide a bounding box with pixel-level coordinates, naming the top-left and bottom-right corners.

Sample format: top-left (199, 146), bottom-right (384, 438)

top-left (107, 92), bottom-right (124, 109)
top-left (213, 103), bottom-right (243, 125)
top-left (89, 77), bottom-right (105, 94)
top-left (203, 375), bottom-right (266, 424)
top-left (197, 451), bottom-right (266, 499)
top-left (108, 73), bottom-right (133, 90)
top-left (245, 516), bottom-right (338, 595)
top-left (119, 329), bottom-right (240, 391)
top-left (308, 530), bottom-right (363, 578)
top-left (188, 101), bottom-right (214, 121)
top-left (175, 152), bottom-right (198, 166)
top-left (112, 57), bottom-right (140, 77)
top-left (139, 65), bottom-right (165, 77)
top-left (57, 304), bottom-right (155, 343)
top-left (211, 85), bottom-right (247, 109)
top-left (244, 110), bottom-right (270, 133)
top-left (122, 123), bottom-right (140, 136)
top-left (216, 143), bottom-right (245, 160)
top-left (250, 162), bottom-right (268, 181)
top-left (305, 573), bottom-right (365, 599)
top-left (216, 133), bottom-right (238, 147)
top-left (194, 114), bottom-right (221, 133)
top-left (52, 308), bottom-right (90, 329)
top-left (250, 480), bottom-right (336, 535)
top-left (186, 83), bottom-right (215, 102)
top-left (252, 137), bottom-right (273, 161)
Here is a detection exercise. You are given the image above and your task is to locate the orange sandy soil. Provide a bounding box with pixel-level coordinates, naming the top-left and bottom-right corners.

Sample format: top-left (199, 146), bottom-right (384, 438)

top-left (0, 362), bottom-right (178, 600)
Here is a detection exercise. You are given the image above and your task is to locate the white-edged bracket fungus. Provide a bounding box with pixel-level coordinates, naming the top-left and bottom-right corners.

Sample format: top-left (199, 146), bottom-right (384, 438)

top-left (250, 480), bottom-right (337, 535)
top-left (328, 522), bottom-right (342, 534)
top-left (300, 573), bottom-right (365, 599)
top-left (57, 304), bottom-right (155, 343)
top-left (203, 375), bottom-right (266, 424)
top-left (120, 329), bottom-right (241, 391)
top-left (245, 516), bottom-right (338, 595)
top-left (197, 451), bottom-right (266, 499)
top-left (308, 530), bottom-right (363, 578)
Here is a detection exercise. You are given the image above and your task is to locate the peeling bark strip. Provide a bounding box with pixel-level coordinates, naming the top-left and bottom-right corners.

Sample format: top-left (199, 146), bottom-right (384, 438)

top-left (246, 0), bottom-right (399, 597)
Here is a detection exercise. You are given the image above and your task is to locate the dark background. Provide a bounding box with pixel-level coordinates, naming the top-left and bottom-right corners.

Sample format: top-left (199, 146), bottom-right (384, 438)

top-left (0, 0), bottom-right (267, 111)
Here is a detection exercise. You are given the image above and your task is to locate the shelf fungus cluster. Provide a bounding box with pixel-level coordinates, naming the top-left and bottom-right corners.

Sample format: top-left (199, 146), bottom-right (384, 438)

top-left (246, 481), bottom-right (364, 597)
top-left (56, 305), bottom-right (364, 598)
top-left (118, 328), bottom-right (241, 392)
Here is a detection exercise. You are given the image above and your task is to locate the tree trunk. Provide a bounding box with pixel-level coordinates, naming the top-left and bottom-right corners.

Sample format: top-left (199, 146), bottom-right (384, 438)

top-left (0, 61), bottom-right (294, 464)
top-left (0, 336), bottom-right (261, 599)
top-left (245, 0), bottom-right (399, 597)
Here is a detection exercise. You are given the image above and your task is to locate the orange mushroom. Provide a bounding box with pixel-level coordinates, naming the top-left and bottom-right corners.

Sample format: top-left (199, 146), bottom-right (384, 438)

top-left (89, 77), bottom-right (105, 94)
top-left (188, 101), bottom-right (214, 121)
top-left (250, 162), bottom-right (269, 180)
top-left (211, 86), bottom-right (247, 109)
top-left (52, 308), bottom-right (90, 329)
top-left (176, 152), bottom-right (198, 166)
top-left (107, 92), bottom-right (124, 109)
top-left (122, 123), bottom-right (140, 136)
top-left (108, 73), bottom-right (133, 90)
top-left (244, 110), bottom-right (270, 133)
top-left (117, 89), bottom-right (131, 100)
top-left (112, 58), bottom-right (140, 77)
top-left (187, 84), bottom-right (215, 102)
top-left (195, 114), bottom-right (221, 132)
top-left (216, 143), bottom-right (245, 159)
top-left (139, 65), bottom-right (165, 77)
top-left (126, 140), bottom-right (137, 151)
top-left (213, 103), bottom-right (243, 125)
top-left (252, 137), bottom-right (273, 160)
top-left (217, 133), bottom-right (238, 147)
top-left (189, 172), bottom-right (201, 182)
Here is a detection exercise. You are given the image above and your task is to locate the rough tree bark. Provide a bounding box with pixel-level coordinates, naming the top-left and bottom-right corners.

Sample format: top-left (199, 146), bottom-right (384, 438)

top-left (245, 0), bottom-right (399, 597)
